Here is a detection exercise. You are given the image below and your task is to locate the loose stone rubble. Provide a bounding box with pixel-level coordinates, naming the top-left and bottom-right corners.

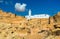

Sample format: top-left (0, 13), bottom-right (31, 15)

top-left (0, 10), bottom-right (60, 39)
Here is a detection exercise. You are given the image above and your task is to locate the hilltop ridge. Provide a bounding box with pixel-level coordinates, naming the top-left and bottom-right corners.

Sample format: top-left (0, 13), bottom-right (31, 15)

top-left (0, 10), bottom-right (60, 39)
top-left (0, 10), bottom-right (27, 23)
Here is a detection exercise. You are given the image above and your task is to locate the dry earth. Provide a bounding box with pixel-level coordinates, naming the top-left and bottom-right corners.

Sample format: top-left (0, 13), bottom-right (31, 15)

top-left (0, 10), bottom-right (60, 39)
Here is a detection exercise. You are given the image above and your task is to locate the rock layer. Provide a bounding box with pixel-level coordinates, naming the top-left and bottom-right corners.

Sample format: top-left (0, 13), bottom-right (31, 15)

top-left (0, 10), bottom-right (60, 39)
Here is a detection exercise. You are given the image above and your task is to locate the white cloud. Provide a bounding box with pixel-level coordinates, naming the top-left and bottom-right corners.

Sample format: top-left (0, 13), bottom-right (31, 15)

top-left (15, 3), bottom-right (27, 12)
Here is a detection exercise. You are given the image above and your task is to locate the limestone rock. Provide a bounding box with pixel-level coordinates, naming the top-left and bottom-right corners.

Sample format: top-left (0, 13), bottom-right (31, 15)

top-left (0, 10), bottom-right (60, 39)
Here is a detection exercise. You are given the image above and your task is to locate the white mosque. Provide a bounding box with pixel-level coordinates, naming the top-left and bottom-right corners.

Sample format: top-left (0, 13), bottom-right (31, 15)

top-left (25, 9), bottom-right (50, 19)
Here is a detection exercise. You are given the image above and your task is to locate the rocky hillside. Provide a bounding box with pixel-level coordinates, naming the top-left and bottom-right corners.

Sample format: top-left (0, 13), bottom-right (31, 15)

top-left (0, 10), bottom-right (60, 39)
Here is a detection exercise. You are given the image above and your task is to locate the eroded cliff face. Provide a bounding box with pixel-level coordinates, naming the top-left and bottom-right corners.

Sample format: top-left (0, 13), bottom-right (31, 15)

top-left (0, 10), bottom-right (60, 39)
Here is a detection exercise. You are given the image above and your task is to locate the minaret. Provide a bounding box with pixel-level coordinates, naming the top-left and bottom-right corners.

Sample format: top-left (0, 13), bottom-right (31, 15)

top-left (29, 9), bottom-right (31, 17)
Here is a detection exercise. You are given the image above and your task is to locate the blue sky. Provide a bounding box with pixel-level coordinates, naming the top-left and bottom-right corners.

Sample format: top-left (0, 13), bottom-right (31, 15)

top-left (0, 0), bottom-right (60, 16)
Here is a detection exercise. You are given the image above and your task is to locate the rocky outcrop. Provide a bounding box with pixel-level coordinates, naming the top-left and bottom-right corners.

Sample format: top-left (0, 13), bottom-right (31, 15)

top-left (0, 10), bottom-right (60, 39)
